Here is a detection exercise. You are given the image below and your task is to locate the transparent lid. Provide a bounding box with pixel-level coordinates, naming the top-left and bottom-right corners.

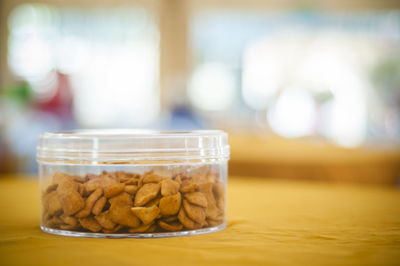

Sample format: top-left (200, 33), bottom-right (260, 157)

top-left (37, 129), bottom-right (229, 163)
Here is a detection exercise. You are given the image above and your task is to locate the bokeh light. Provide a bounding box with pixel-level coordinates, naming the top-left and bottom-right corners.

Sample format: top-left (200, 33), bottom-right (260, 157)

top-left (188, 63), bottom-right (236, 111)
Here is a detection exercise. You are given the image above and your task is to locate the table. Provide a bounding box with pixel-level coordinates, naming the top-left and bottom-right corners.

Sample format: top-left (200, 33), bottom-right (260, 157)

top-left (0, 176), bottom-right (399, 265)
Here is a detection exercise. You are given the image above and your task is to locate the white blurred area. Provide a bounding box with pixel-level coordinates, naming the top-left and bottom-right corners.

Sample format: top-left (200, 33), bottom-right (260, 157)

top-left (243, 32), bottom-right (369, 147)
top-left (189, 11), bottom-right (400, 147)
top-left (8, 4), bottom-right (159, 128)
top-left (188, 63), bottom-right (236, 111)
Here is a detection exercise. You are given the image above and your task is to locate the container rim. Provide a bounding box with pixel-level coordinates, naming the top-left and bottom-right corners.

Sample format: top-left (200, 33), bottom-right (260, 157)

top-left (40, 129), bottom-right (226, 138)
top-left (37, 129), bottom-right (230, 163)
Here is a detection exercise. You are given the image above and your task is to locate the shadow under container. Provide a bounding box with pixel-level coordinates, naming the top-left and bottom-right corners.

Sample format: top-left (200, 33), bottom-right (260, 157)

top-left (37, 130), bottom-right (229, 238)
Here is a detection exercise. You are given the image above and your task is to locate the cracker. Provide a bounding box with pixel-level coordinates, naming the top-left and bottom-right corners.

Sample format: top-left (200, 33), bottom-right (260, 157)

top-left (213, 182), bottom-right (225, 210)
top-left (124, 185), bottom-right (138, 195)
top-left (128, 223), bottom-right (153, 233)
top-left (206, 218), bottom-right (223, 227)
top-left (102, 224), bottom-right (124, 234)
top-left (180, 179), bottom-right (199, 193)
top-left (173, 174), bottom-right (182, 184)
top-left (60, 224), bottom-right (81, 231)
top-left (184, 192), bottom-right (208, 208)
top-left (109, 194), bottom-right (141, 228)
top-left (183, 199), bottom-right (206, 224)
top-left (109, 192), bottom-right (132, 205)
top-left (122, 178), bottom-right (139, 185)
top-left (159, 193), bottom-right (181, 216)
top-left (76, 188), bottom-right (103, 218)
top-left (162, 215), bottom-right (178, 223)
top-left (45, 190), bottom-right (63, 216)
top-left (133, 183), bottom-right (161, 207)
top-left (60, 214), bottom-right (78, 227)
top-left (45, 216), bottom-right (63, 228)
top-left (57, 178), bottom-right (85, 216)
top-left (131, 205), bottom-right (160, 225)
top-left (94, 211), bottom-right (116, 230)
top-left (78, 183), bottom-right (85, 196)
top-left (158, 221), bottom-right (183, 232)
top-left (52, 172), bottom-right (72, 186)
top-left (199, 182), bottom-right (221, 220)
top-left (84, 176), bottom-right (117, 194)
top-left (161, 179), bottom-right (180, 196)
top-left (92, 196), bottom-right (107, 216)
top-left (146, 224), bottom-right (157, 233)
top-left (177, 208), bottom-right (202, 230)
top-left (104, 183), bottom-right (125, 198)
top-left (79, 217), bottom-right (102, 232)
top-left (142, 173), bottom-right (163, 184)
top-left (72, 176), bottom-right (87, 183)
top-left (45, 183), bottom-right (58, 194)
top-left (144, 196), bottom-right (161, 207)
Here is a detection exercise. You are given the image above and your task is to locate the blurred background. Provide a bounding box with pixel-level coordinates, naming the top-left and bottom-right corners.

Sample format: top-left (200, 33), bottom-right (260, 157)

top-left (0, 0), bottom-right (400, 185)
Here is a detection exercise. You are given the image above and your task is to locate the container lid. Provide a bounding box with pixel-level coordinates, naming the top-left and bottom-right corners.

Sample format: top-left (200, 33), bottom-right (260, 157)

top-left (37, 129), bottom-right (229, 163)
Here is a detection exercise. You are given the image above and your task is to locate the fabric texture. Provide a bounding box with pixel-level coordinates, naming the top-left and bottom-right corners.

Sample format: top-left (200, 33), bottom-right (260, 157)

top-left (0, 176), bottom-right (399, 266)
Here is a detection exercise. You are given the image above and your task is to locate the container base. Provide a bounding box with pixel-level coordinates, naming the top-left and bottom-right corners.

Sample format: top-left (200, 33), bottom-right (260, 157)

top-left (40, 223), bottom-right (226, 238)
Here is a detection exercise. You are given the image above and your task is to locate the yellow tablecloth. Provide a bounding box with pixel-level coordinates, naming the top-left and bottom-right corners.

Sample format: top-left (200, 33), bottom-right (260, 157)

top-left (0, 176), bottom-right (399, 266)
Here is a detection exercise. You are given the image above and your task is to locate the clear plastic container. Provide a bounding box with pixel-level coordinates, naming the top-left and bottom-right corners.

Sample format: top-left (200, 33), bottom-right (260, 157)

top-left (37, 130), bottom-right (229, 238)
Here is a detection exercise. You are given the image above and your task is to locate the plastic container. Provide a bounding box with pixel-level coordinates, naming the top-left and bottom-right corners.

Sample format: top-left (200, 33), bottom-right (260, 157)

top-left (37, 130), bottom-right (229, 238)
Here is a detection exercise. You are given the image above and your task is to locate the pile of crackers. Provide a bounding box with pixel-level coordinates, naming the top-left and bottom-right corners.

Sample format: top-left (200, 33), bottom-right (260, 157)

top-left (42, 170), bottom-right (225, 234)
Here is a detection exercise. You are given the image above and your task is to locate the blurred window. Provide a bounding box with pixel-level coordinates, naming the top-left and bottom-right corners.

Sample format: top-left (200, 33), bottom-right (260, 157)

top-left (189, 11), bottom-right (400, 146)
top-left (8, 4), bottom-right (159, 127)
